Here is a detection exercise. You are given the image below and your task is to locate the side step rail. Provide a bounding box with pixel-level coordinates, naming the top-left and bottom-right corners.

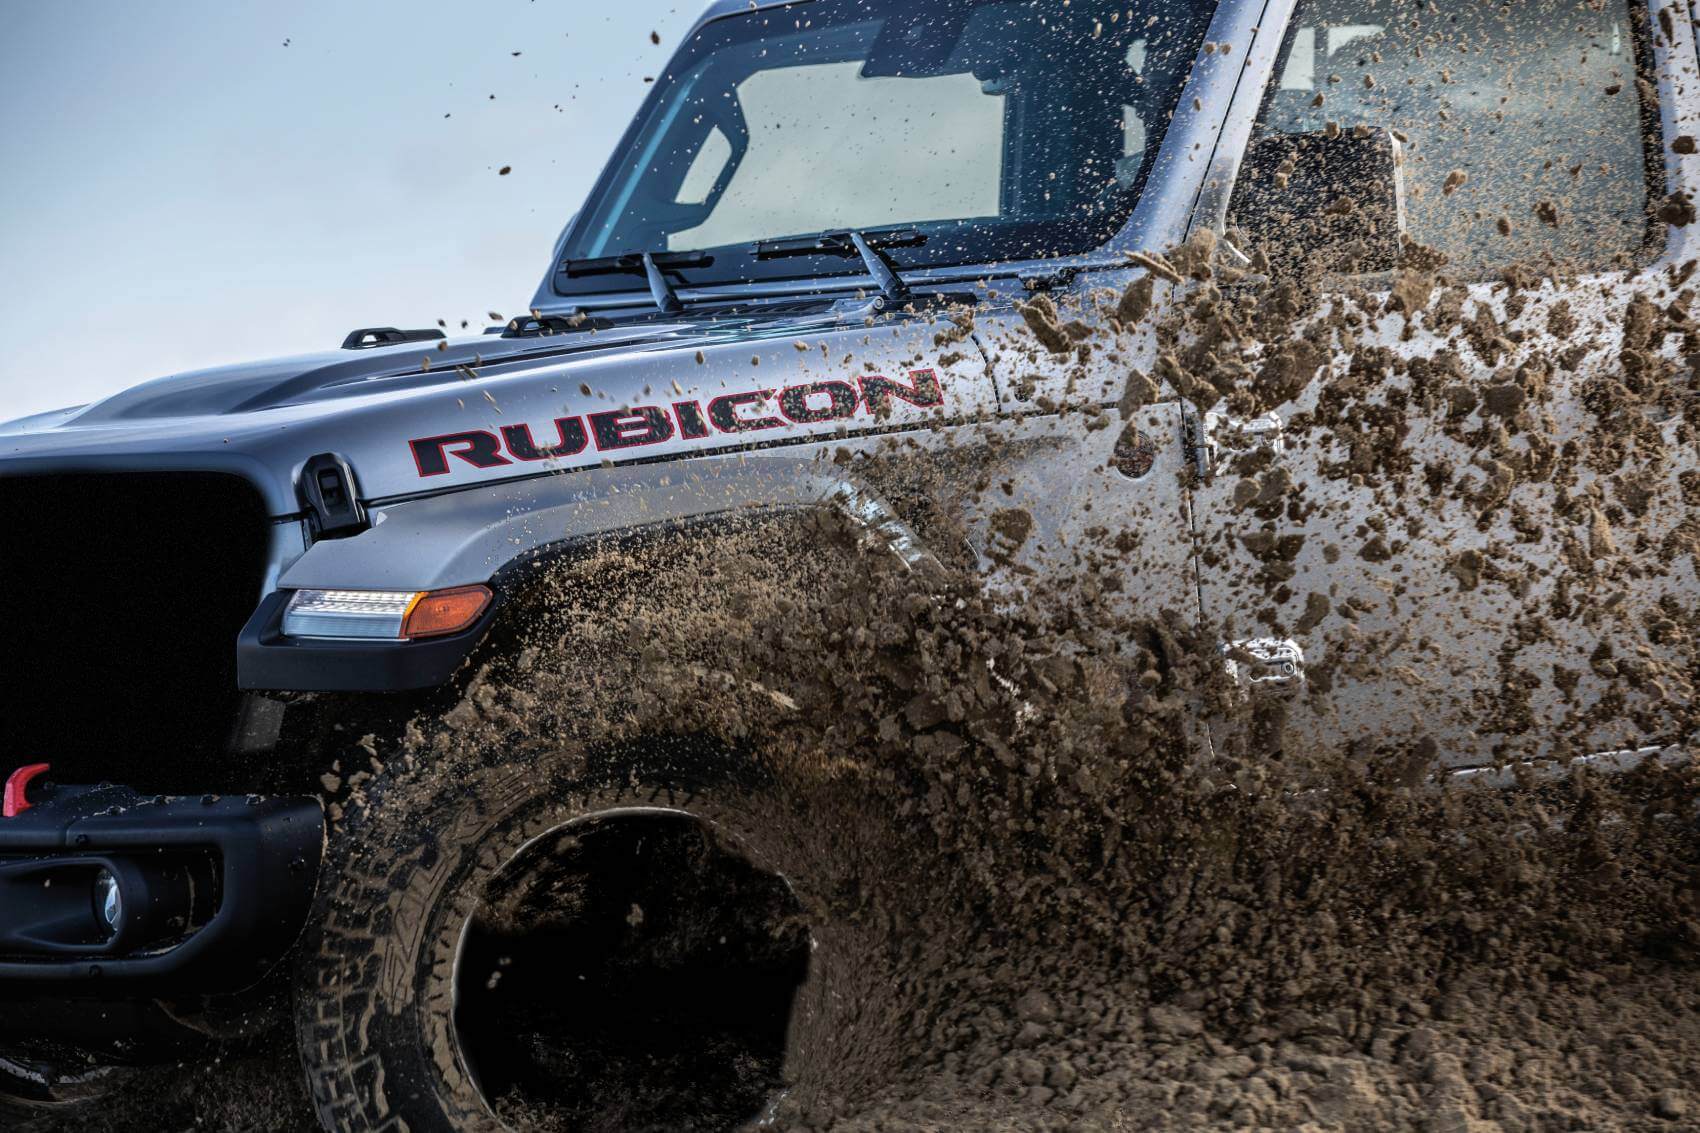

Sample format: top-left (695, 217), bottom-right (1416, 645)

top-left (1448, 743), bottom-right (1693, 790)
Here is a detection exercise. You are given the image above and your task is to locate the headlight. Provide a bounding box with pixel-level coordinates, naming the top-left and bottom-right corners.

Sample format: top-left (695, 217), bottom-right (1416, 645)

top-left (282, 585), bottom-right (491, 640)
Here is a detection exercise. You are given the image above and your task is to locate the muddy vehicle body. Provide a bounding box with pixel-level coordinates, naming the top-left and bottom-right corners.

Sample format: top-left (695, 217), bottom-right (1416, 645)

top-left (2, 0), bottom-right (1696, 1128)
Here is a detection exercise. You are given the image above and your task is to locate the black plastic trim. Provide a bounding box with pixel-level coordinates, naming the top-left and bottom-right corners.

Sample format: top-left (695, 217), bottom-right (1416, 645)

top-left (0, 783), bottom-right (323, 991)
top-left (341, 326), bottom-right (446, 349)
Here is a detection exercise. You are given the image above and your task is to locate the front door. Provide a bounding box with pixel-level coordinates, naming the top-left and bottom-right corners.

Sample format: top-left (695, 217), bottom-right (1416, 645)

top-left (1189, 0), bottom-right (1700, 769)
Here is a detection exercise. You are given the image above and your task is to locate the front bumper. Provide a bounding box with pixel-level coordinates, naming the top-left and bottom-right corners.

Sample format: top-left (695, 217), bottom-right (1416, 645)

top-left (0, 778), bottom-right (323, 991)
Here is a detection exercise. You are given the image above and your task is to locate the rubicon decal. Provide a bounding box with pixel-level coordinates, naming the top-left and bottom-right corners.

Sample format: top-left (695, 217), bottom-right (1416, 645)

top-left (409, 369), bottom-right (944, 477)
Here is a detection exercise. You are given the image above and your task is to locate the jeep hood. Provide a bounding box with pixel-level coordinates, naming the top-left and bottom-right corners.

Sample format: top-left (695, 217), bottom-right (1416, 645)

top-left (43, 321), bottom-right (731, 424)
top-left (0, 302), bottom-right (1000, 518)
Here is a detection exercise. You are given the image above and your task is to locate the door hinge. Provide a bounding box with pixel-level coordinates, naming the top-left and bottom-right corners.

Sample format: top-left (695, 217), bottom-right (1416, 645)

top-left (1019, 266), bottom-right (1084, 293)
top-left (298, 452), bottom-right (368, 540)
top-left (1186, 410), bottom-right (1285, 479)
top-left (1221, 638), bottom-right (1306, 700)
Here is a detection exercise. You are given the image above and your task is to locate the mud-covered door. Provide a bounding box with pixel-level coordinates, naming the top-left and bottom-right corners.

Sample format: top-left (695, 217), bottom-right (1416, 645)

top-left (1190, 0), bottom-right (1700, 769)
top-left (967, 285), bottom-right (1203, 666)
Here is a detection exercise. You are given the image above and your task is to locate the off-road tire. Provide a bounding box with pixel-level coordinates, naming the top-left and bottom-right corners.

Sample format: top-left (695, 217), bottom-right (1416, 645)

top-left (293, 747), bottom-right (811, 1133)
top-left (0, 1053), bottom-right (135, 1130)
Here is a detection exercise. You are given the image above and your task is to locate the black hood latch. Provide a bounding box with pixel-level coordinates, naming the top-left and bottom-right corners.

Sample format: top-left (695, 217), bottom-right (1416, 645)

top-left (298, 452), bottom-right (368, 540)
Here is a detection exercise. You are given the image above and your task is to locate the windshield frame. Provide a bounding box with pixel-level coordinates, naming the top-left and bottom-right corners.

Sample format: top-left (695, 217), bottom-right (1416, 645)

top-left (532, 0), bottom-right (1235, 316)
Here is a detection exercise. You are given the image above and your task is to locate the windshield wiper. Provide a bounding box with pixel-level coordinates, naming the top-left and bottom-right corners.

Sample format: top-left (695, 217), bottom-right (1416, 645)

top-left (754, 228), bottom-right (925, 305)
top-left (558, 250), bottom-right (714, 315)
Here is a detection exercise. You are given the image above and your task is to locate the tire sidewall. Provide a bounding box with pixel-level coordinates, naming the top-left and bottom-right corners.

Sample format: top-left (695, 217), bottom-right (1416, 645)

top-left (297, 752), bottom-right (799, 1133)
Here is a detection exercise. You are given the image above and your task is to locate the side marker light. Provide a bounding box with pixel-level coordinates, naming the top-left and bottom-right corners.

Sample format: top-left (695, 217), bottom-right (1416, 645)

top-left (402, 585), bottom-right (493, 639)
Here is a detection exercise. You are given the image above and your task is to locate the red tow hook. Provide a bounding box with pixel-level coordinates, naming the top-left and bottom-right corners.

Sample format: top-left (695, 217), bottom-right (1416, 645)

top-left (3, 763), bottom-right (50, 817)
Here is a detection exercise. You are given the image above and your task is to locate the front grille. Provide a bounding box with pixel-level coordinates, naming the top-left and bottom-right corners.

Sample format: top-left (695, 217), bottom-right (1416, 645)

top-left (0, 472), bottom-right (271, 787)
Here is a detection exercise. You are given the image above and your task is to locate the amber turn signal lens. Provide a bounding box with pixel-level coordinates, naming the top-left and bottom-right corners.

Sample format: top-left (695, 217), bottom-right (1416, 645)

top-left (402, 585), bottom-right (492, 639)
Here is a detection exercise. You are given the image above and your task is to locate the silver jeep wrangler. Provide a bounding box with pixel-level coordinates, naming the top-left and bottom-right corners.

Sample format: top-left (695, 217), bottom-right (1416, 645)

top-left (1, 0), bottom-right (1694, 1128)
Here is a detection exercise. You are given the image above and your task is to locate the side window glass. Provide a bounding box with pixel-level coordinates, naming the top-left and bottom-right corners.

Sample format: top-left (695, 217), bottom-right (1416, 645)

top-left (1118, 39), bottom-right (1152, 189)
top-left (1229, 0), bottom-right (1658, 276)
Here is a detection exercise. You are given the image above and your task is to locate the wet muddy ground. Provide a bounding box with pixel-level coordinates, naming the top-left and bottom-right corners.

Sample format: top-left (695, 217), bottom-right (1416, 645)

top-left (39, 966), bottom-right (1700, 1132)
top-left (41, 773), bottom-right (1700, 1133)
top-left (41, 962), bottom-right (1700, 1132)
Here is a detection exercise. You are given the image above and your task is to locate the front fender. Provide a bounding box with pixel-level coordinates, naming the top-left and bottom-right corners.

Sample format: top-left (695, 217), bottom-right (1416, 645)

top-left (239, 455), bottom-right (932, 692)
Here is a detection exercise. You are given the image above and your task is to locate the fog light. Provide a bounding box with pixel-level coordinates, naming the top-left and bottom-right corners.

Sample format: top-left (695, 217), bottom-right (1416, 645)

top-left (92, 868), bottom-right (122, 937)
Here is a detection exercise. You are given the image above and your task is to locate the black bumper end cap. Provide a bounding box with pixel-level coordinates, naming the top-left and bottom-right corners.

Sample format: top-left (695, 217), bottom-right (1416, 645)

top-left (0, 782), bottom-right (324, 993)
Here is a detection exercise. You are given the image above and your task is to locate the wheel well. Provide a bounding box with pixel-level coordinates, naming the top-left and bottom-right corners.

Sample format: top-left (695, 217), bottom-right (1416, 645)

top-left (256, 500), bottom-right (941, 799)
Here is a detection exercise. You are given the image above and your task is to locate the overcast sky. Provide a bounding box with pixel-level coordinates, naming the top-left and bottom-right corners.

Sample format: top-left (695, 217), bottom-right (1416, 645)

top-left (0, 0), bottom-right (698, 421)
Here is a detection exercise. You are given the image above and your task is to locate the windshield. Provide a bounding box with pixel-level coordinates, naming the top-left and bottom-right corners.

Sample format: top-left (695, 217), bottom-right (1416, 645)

top-left (553, 0), bottom-right (1214, 301)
